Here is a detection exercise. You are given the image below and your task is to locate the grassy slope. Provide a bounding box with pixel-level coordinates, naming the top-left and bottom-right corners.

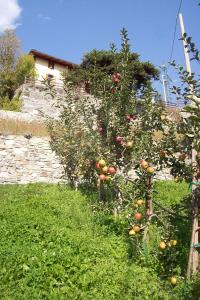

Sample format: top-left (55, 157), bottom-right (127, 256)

top-left (0, 183), bottom-right (190, 300)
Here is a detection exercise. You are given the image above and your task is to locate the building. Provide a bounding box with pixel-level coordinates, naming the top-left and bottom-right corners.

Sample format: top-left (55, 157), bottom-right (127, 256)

top-left (29, 50), bottom-right (76, 85)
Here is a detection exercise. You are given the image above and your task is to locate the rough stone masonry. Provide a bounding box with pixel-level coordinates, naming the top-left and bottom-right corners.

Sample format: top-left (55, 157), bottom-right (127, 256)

top-left (0, 83), bottom-right (173, 184)
top-left (0, 134), bottom-right (64, 184)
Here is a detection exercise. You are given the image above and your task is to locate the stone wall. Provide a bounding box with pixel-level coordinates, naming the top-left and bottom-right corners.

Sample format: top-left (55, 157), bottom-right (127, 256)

top-left (0, 134), bottom-right (64, 184)
top-left (0, 84), bottom-right (173, 184)
top-left (0, 133), bottom-right (172, 184)
top-left (19, 83), bottom-right (62, 119)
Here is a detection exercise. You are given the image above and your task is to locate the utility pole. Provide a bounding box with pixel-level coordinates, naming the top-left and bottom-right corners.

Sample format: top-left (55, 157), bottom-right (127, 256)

top-left (179, 13), bottom-right (199, 279)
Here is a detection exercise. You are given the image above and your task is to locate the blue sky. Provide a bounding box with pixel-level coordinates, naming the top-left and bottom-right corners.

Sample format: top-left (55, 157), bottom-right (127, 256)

top-left (0, 0), bottom-right (199, 94)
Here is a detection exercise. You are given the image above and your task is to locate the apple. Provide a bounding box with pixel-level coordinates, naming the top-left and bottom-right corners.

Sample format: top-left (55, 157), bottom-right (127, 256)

top-left (102, 166), bottom-right (108, 173)
top-left (112, 73), bottom-right (121, 84)
top-left (105, 176), bottom-right (111, 181)
top-left (159, 241), bottom-right (166, 250)
top-left (137, 199), bottom-right (145, 206)
top-left (115, 136), bottom-right (123, 144)
top-left (134, 212), bottom-right (143, 220)
top-left (132, 225), bottom-right (140, 233)
top-left (140, 160), bottom-right (149, 169)
top-left (96, 162), bottom-right (100, 169)
top-left (179, 153), bottom-right (186, 161)
top-left (170, 240), bottom-right (177, 246)
top-left (99, 174), bottom-right (106, 181)
top-left (129, 229), bottom-right (136, 235)
top-left (126, 141), bottom-right (133, 149)
top-left (108, 166), bottom-right (116, 175)
top-left (159, 150), bottom-right (166, 158)
top-left (146, 166), bottom-right (155, 174)
top-left (99, 159), bottom-right (106, 167)
top-left (98, 127), bottom-right (104, 134)
top-left (127, 114), bottom-right (137, 122)
top-left (170, 277), bottom-right (177, 285)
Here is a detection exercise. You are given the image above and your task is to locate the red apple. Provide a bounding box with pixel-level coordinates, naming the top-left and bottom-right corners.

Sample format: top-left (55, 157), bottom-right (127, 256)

top-left (108, 166), bottom-right (116, 175)
top-left (134, 212), bottom-right (143, 220)
top-left (140, 160), bottom-right (149, 169)
top-left (112, 73), bottom-right (121, 84)
top-left (96, 162), bottom-right (100, 169)
top-left (115, 136), bottom-right (123, 144)
top-left (99, 174), bottom-right (106, 181)
top-left (98, 127), bottom-right (104, 134)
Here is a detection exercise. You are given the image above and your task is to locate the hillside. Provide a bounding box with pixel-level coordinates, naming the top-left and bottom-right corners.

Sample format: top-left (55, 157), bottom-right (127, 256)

top-left (0, 183), bottom-right (195, 300)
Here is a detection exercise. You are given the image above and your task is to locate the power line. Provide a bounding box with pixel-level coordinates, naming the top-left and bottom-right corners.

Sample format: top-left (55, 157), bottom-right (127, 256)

top-left (169, 0), bottom-right (183, 61)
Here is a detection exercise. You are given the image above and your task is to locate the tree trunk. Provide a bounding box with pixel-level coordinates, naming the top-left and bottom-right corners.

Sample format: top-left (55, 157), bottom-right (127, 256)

top-left (145, 176), bottom-right (153, 217)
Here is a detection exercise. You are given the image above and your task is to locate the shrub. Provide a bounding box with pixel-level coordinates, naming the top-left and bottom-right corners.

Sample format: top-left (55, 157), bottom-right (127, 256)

top-left (0, 96), bottom-right (21, 111)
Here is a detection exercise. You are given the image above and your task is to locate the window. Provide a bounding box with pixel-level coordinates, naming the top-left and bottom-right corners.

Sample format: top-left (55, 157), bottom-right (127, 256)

top-left (48, 61), bottom-right (54, 69)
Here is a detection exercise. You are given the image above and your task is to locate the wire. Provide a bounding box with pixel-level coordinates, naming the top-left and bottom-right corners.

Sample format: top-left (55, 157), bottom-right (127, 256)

top-left (169, 0), bottom-right (183, 61)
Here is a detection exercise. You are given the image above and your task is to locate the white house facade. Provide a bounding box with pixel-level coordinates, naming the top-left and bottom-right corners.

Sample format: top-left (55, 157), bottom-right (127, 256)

top-left (29, 50), bottom-right (76, 85)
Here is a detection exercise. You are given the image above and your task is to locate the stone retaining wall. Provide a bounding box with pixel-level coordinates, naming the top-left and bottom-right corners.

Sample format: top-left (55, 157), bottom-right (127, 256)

top-left (0, 134), bottom-right (64, 184)
top-left (0, 134), bottom-right (172, 184)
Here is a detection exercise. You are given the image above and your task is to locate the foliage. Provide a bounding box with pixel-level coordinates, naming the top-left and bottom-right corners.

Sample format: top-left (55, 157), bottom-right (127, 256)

top-left (0, 97), bottom-right (21, 111)
top-left (63, 37), bottom-right (159, 92)
top-left (15, 54), bottom-right (36, 85)
top-left (0, 183), bottom-right (194, 299)
top-left (47, 29), bottom-right (167, 205)
top-left (0, 29), bottom-right (21, 73)
top-left (0, 30), bottom-right (35, 103)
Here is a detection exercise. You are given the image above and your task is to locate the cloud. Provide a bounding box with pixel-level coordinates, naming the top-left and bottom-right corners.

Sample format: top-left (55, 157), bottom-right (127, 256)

top-left (0, 0), bottom-right (22, 32)
top-left (37, 13), bottom-right (52, 21)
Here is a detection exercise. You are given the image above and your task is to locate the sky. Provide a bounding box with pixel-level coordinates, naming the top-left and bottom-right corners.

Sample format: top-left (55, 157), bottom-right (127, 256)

top-left (0, 0), bottom-right (200, 95)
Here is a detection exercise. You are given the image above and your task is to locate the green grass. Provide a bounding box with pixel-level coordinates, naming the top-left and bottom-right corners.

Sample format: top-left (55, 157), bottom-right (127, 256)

top-left (155, 180), bottom-right (189, 207)
top-left (0, 183), bottom-right (193, 299)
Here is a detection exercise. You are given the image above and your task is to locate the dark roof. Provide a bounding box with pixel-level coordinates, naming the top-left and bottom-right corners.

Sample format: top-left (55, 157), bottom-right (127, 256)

top-left (29, 49), bottom-right (77, 69)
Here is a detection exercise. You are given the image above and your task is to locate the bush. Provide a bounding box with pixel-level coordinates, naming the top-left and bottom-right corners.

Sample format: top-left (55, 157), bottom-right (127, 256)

top-left (0, 96), bottom-right (21, 111)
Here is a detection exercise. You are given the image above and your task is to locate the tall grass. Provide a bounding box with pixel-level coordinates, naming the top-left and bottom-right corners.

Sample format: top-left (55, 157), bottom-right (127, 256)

top-left (0, 118), bottom-right (49, 136)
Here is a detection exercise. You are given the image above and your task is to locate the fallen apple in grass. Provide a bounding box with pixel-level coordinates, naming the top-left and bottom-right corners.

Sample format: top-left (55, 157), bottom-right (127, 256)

top-left (170, 276), bottom-right (177, 285)
top-left (132, 225), bottom-right (140, 233)
top-left (129, 229), bottom-right (136, 235)
top-left (134, 212), bottom-right (143, 220)
top-left (137, 199), bottom-right (145, 206)
top-left (126, 141), bottom-right (133, 148)
top-left (159, 241), bottom-right (166, 250)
